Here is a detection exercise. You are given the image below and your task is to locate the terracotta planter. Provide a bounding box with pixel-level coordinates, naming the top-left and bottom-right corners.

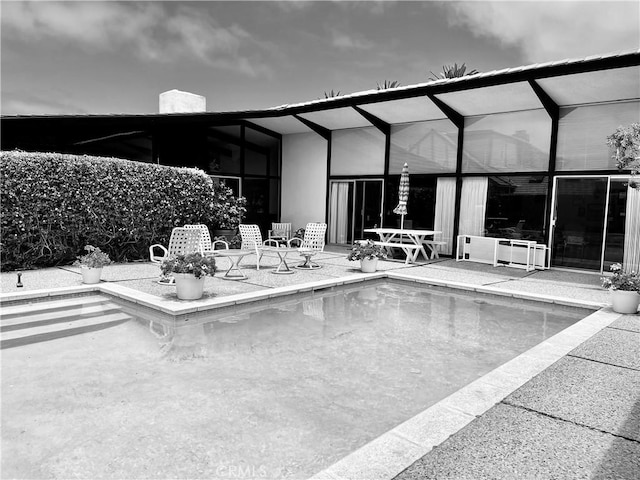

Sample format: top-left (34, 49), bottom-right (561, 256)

top-left (611, 290), bottom-right (640, 314)
top-left (81, 266), bottom-right (102, 284)
top-left (360, 257), bottom-right (378, 273)
top-left (174, 273), bottom-right (206, 300)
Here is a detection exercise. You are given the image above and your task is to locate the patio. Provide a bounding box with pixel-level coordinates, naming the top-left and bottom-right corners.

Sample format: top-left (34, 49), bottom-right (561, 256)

top-left (1, 248), bottom-right (638, 479)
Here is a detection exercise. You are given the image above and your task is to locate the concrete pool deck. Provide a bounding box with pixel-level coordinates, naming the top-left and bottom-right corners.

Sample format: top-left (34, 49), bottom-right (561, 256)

top-left (2, 248), bottom-right (639, 479)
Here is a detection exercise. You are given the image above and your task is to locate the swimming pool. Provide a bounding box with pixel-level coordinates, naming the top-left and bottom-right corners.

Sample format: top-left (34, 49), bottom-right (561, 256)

top-left (2, 280), bottom-right (590, 479)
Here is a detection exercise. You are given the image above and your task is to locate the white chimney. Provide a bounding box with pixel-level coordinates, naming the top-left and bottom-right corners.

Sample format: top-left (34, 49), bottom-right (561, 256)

top-left (159, 89), bottom-right (206, 113)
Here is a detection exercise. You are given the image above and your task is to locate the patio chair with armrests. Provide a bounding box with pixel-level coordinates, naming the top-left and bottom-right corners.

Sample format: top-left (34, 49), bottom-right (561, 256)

top-left (149, 227), bottom-right (204, 284)
top-left (184, 224), bottom-right (229, 254)
top-left (288, 222), bottom-right (327, 269)
top-left (238, 224), bottom-right (279, 270)
top-left (267, 222), bottom-right (292, 244)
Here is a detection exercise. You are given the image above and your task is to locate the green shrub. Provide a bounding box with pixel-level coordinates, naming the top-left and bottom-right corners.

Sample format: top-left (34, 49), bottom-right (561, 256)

top-left (0, 151), bottom-right (246, 271)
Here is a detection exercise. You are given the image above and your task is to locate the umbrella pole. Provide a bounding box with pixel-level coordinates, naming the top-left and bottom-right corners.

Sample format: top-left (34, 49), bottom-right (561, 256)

top-left (400, 215), bottom-right (404, 230)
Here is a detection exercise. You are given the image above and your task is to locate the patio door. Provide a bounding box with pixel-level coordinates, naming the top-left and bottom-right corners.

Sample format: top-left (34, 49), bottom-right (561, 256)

top-left (329, 180), bottom-right (383, 244)
top-left (550, 176), bottom-right (627, 272)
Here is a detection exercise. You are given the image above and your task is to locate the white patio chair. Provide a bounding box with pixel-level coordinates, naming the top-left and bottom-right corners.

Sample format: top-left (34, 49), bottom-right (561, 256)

top-left (184, 224), bottom-right (228, 254)
top-left (267, 222), bottom-right (292, 244)
top-left (238, 224), bottom-right (278, 270)
top-left (149, 227), bottom-right (204, 264)
top-left (288, 222), bottom-right (327, 269)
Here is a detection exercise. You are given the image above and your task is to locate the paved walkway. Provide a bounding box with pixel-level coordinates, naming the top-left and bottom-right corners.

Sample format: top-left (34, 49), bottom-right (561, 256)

top-left (2, 249), bottom-right (638, 479)
top-left (394, 313), bottom-right (640, 480)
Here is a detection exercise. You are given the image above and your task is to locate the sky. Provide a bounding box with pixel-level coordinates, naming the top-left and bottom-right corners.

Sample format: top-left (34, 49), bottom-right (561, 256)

top-left (2, 0), bottom-right (639, 116)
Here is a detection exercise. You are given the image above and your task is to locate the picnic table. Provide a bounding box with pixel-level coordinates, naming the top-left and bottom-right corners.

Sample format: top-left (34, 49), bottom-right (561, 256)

top-left (364, 228), bottom-right (443, 264)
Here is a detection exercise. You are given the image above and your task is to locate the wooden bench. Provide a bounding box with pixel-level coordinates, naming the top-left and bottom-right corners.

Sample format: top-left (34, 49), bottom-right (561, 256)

top-left (373, 241), bottom-right (424, 264)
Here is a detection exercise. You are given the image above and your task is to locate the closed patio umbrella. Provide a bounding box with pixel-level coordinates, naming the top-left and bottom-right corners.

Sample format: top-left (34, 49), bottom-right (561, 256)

top-left (393, 163), bottom-right (410, 229)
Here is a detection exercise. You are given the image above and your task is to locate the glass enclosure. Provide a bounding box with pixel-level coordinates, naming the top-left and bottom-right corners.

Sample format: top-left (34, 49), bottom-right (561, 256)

top-left (462, 109), bottom-right (551, 173)
top-left (556, 101), bottom-right (640, 171)
top-left (331, 127), bottom-right (385, 175)
top-left (389, 119), bottom-right (458, 174)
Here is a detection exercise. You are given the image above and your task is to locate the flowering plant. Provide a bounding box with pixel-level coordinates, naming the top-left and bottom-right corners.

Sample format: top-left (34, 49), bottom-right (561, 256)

top-left (161, 253), bottom-right (216, 279)
top-left (607, 123), bottom-right (639, 189)
top-left (73, 245), bottom-right (112, 268)
top-left (212, 184), bottom-right (247, 229)
top-left (601, 263), bottom-right (640, 292)
top-left (346, 239), bottom-right (387, 261)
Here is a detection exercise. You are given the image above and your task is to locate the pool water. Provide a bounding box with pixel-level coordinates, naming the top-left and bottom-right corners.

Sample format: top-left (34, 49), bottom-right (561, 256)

top-left (2, 280), bottom-right (589, 479)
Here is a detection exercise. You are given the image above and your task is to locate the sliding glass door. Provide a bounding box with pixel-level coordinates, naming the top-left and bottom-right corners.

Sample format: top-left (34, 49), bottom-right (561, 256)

top-left (550, 176), bottom-right (630, 272)
top-left (329, 180), bottom-right (383, 244)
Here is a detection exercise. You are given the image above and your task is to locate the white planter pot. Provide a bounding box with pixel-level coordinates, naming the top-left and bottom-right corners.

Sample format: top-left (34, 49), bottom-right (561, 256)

top-left (81, 266), bottom-right (103, 284)
top-left (611, 290), bottom-right (640, 314)
top-left (174, 273), bottom-right (206, 300)
top-left (360, 257), bottom-right (378, 273)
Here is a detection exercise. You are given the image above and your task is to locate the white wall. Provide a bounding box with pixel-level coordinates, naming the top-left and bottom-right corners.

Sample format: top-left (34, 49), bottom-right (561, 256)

top-left (281, 132), bottom-right (328, 231)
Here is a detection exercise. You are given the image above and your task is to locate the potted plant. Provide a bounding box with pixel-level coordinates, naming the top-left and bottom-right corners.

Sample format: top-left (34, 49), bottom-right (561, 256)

top-left (212, 191), bottom-right (247, 239)
top-left (74, 245), bottom-right (112, 284)
top-left (161, 253), bottom-right (216, 300)
top-left (601, 263), bottom-right (640, 314)
top-left (346, 239), bottom-right (387, 273)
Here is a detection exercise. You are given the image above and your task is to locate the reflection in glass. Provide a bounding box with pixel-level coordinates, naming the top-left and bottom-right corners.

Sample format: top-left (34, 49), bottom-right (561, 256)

top-left (331, 127), bottom-right (385, 175)
top-left (211, 176), bottom-right (241, 197)
top-left (604, 179), bottom-right (627, 270)
top-left (245, 127), bottom-right (280, 176)
top-left (206, 126), bottom-right (241, 175)
top-left (243, 178), bottom-right (270, 232)
top-left (552, 177), bottom-right (607, 270)
top-left (556, 101), bottom-right (639, 171)
top-left (462, 109), bottom-right (551, 173)
top-left (389, 119), bottom-right (457, 174)
top-left (484, 176), bottom-right (548, 243)
top-left (384, 175), bottom-right (436, 230)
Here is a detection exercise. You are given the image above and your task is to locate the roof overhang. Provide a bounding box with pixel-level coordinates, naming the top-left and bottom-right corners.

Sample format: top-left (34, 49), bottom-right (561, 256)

top-left (3, 50), bottom-right (639, 137)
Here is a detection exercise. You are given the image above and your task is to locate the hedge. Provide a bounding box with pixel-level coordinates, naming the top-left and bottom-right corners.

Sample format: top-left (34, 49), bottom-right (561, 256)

top-left (0, 151), bottom-right (246, 271)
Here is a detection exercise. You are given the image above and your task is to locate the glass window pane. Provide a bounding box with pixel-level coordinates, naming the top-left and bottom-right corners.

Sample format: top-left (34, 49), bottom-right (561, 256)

top-left (384, 175), bottom-right (436, 229)
top-left (245, 127), bottom-right (280, 176)
top-left (206, 126), bottom-right (241, 175)
top-left (211, 176), bottom-right (240, 197)
top-left (243, 178), bottom-right (270, 233)
top-left (552, 177), bottom-right (607, 270)
top-left (604, 178), bottom-right (628, 270)
top-left (485, 176), bottom-right (548, 243)
top-left (463, 110), bottom-right (551, 173)
top-left (556, 101), bottom-right (640, 171)
top-left (390, 119), bottom-right (457, 174)
top-left (331, 127), bottom-right (385, 175)
top-left (245, 147), bottom-right (267, 176)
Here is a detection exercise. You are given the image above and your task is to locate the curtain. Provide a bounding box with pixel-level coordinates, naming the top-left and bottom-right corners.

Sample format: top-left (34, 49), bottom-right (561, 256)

top-left (459, 177), bottom-right (488, 236)
top-left (434, 177), bottom-right (456, 255)
top-left (329, 182), bottom-right (350, 244)
top-left (623, 185), bottom-right (640, 272)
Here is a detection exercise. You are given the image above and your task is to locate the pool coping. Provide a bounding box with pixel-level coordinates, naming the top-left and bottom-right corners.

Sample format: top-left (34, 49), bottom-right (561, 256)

top-left (0, 270), bottom-right (605, 313)
top-left (0, 271), bottom-right (616, 480)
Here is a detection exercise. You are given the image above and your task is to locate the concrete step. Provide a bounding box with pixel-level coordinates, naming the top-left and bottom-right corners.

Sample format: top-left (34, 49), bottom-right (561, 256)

top-left (1, 302), bottom-right (122, 332)
top-left (1, 312), bottom-right (131, 349)
top-left (0, 295), bottom-right (109, 320)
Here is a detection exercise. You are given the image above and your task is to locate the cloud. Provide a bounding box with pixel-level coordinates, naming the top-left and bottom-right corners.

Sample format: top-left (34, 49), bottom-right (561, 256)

top-left (1, 92), bottom-right (89, 116)
top-left (444, 2), bottom-right (640, 62)
top-left (1, 1), bottom-right (271, 76)
top-left (328, 28), bottom-right (374, 50)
